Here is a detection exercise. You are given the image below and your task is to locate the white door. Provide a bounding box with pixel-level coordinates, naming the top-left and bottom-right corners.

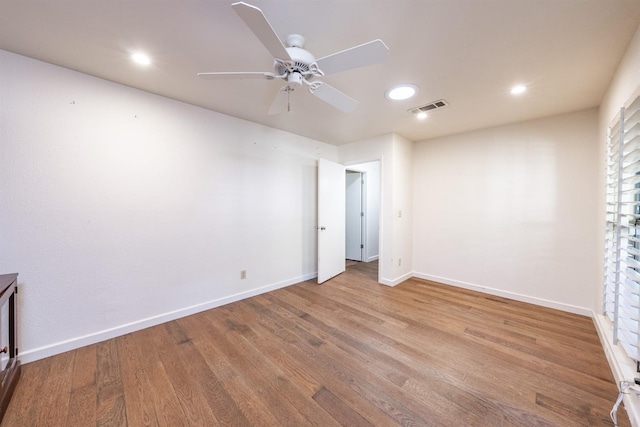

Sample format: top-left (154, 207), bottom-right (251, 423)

top-left (345, 171), bottom-right (364, 261)
top-left (318, 158), bottom-right (345, 284)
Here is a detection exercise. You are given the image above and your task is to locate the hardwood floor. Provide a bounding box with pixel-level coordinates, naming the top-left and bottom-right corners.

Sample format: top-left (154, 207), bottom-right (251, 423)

top-left (2, 261), bottom-right (629, 426)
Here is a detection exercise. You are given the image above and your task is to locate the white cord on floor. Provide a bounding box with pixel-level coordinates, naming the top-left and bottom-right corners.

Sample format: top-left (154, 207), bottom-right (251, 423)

top-left (611, 380), bottom-right (640, 426)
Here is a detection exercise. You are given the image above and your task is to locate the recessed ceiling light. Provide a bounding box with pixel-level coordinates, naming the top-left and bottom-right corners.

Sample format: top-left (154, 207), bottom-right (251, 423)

top-left (386, 84), bottom-right (418, 101)
top-left (131, 52), bottom-right (151, 66)
top-left (416, 112), bottom-right (428, 120)
top-left (510, 84), bottom-right (527, 95)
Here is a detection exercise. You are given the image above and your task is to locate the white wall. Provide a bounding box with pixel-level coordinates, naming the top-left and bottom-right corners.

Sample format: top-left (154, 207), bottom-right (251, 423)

top-left (412, 109), bottom-right (599, 315)
top-left (338, 134), bottom-right (413, 285)
top-left (346, 161), bottom-right (380, 262)
top-left (0, 49), bottom-right (338, 362)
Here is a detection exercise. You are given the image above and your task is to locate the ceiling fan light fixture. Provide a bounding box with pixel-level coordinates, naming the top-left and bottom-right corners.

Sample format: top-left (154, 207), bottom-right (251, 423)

top-left (287, 71), bottom-right (303, 86)
top-left (386, 84), bottom-right (418, 101)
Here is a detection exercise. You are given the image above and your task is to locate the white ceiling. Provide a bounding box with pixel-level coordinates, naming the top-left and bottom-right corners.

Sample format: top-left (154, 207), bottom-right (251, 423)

top-left (1, 1), bottom-right (639, 145)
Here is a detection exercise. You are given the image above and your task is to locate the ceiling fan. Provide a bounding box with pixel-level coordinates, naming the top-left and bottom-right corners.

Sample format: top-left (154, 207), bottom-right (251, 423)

top-left (198, 1), bottom-right (389, 114)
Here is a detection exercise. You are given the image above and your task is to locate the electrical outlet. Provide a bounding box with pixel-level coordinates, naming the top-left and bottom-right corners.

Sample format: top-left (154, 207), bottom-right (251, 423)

top-left (240, 270), bottom-right (246, 280)
top-left (398, 210), bottom-right (403, 218)
top-left (398, 258), bottom-right (402, 266)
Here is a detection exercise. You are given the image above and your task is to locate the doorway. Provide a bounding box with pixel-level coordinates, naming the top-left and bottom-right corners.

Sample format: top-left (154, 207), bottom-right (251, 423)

top-left (344, 160), bottom-right (380, 269)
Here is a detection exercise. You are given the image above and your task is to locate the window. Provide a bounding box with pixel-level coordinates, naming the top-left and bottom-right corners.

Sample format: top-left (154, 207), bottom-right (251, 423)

top-left (604, 93), bottom-right (640, 361)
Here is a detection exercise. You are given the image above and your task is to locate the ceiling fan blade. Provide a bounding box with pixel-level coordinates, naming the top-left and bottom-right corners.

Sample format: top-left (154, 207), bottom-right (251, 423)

top-left (268, 86), bottom-right (291, 115)
top-left (197, 71), bottom-right (275, 80)
top-left (231, 2), bottom-right (291, 61)
top-left (309, 82), bottom-right (358, 113)
top-left (316, 39), bottom-right (389, 76)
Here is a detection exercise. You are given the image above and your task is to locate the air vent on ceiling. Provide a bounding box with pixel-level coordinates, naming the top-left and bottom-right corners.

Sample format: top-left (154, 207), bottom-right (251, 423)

top-left (408, 99), bottom-right (449, 115)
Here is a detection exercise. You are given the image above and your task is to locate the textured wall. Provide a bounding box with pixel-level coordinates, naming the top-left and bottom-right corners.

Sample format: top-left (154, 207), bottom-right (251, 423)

top-left (412, 109), bottom-right (599, 314)
top-left (0, 49), bottom-right (338, 362)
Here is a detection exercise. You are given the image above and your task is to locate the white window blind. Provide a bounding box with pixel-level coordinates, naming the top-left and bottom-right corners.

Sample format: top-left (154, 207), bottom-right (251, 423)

top-left (604, 93), bottom-right (640, 361)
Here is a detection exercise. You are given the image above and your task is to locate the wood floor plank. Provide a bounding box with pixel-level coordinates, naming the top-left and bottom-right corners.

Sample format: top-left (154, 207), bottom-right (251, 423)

top-left (66, 384), bottom-right (97, 427)
top-left (159, 341), bottom-right (220, 426)
top-left (96, 339), bottom-right (127, 426)
top-left (137, 361), bottom-right (188, 426)
top-left (1, 260), bottom-right (630, 426)
top-left (117, 333), bottom-right (160, 427)
top-left (70, 343), bottom-right (96, 390)
top-left (35, 351), bottom-right (74, 426)
top-left (66, 344), bottom-right (98, 426)
top-left (312, 386), bottom-right (373, 427)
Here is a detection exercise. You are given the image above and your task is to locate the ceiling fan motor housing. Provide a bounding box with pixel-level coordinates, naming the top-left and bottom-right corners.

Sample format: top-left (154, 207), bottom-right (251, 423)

top-left (275, 46), bottom-right (317, 84)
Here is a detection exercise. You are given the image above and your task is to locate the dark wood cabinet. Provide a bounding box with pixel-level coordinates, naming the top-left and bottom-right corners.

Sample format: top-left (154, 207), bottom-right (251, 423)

top-left (0, 274), bottom-right (20, 422)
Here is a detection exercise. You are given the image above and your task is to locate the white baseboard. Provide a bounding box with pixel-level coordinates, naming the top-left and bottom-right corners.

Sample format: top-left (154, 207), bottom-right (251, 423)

top-left (412, 272), bottom-right (592, 316)
top-left (593, 313), bottom-right (639, 427)
top-left (18, 272), bottom-right (317, 364)
top-left (366, 255), bottom-right (379, 262)
top-left (380, 271), bottom-right (412, 287)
